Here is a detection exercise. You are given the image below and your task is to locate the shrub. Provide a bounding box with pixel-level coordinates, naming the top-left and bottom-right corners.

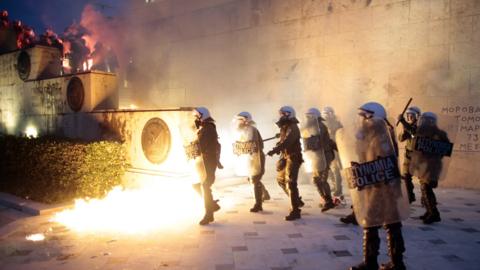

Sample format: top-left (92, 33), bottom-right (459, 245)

top-left (0, 135), bottom-right (127, 204)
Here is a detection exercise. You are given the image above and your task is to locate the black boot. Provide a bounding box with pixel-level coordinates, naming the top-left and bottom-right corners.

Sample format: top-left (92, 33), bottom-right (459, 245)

top-left (351, 227), bottom-right (380, 270)
top-left (314, 175), bottom-right (335, 212)
top-left (199, 211), bottom-right (214, 225)
top-left (321, 180), bottom-right (335, 212)
top-left (340, 210), bottom-right (358, 225)
top-left (285, 208), bottom-right (301, 221)
top-left (380, 223), bottom-right (406, 270)
top-left (422, 184), bottom-right (440, 224)
top-left (423, 207), bottom-right (441, 224)
top-left (322, 200), bottom-right (336, 212)
top-left (251, 183), bottom-right (263, 213)
top-left (200, 184), bottom-right (217, 225)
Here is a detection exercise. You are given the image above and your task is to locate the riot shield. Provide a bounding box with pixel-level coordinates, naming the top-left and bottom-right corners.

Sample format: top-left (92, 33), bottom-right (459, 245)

top-left (179, 113), bottom-right (207, 181)
top-left (336, 117), bottom-right (409, 228)
top-left (409, 115), bottom-right (458, 183)
top-left (301, 115), bottom-right (327, 173)
top-left (231, 120), bottom-right (262, 177)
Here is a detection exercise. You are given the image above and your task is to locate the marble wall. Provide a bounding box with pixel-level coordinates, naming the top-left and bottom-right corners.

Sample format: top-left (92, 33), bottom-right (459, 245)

top-left (126, 0), bottom-right (480, 188)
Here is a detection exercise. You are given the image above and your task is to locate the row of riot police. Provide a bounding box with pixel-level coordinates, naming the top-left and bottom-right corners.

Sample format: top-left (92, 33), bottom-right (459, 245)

top-left (335, 102), bottom-right (451, 270)
top-left (184, 101), bottom-right (451, 270)
top-left (184, 106), bottom-right (345, 225)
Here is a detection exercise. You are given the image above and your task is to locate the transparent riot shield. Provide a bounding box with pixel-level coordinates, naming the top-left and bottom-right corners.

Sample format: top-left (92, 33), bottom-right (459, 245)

top-left (179, 113), bottom-right (207, 182)
top-left (231, 120), bottom-right (262, 177)
top-left (301, 115), bottom-right (327, 173)
top-left (336, 117), bottom-right (409, 228)
top-left (409, 115), bottom-right (458, 183)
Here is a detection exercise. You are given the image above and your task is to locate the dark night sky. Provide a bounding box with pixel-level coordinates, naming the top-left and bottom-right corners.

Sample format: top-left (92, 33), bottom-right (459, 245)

top-left (0, 0), bottom-right (127, 34)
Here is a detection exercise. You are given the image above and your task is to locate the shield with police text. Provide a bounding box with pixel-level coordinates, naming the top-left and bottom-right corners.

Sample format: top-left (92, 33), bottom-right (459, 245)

top-left (301, 115), bottom-right (327, 173)
top-left (180, 112), bottom-right (207, 182)
top-left (336, 117), bottom-right (409, 228)
top-left (231, 121), bottom-right (262, 177)
top-left (409, 114), bottom-right (457, 184)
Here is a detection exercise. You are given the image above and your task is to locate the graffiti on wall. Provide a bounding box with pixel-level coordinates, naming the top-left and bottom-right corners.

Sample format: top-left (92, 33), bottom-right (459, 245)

top-left (441, 105), bottom-right (480, 152)
top-left (33, 81), bottom-right (65, 114)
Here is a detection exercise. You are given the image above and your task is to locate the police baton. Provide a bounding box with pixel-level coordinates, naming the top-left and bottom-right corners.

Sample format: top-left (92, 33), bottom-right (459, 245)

top-left (396, 97), bottom-right (413, 127)
top-left (263, 133), bottom-right (280, 142)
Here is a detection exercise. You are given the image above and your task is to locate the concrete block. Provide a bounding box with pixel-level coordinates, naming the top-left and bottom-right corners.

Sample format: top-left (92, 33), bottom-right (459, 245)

top-left (428, 19), bottom-right (449, 46)
top-left (470, 67), bottom-right (480, 95)
top-left (473, 15), bottom-right (480, 43)
top-left (324, 32), bottom-right (358, 56)
top-left (255, 20), bottom-right (300, 44)
top-left (298, 16), bottom-right (325, 39)
top-left (301, 0), bottom-right (331, 18)
top-left (409, 0), bottom-right (430, 23)
top-left (450, 42), bottom-right (480, 69)
top-left (405, 22), bottom-right (430, 49)
top-left (338, 8), bottom-right (373, 33)
top-left (430, 0), bottom-right (450, 20)
top-left (272, 0), bottom-right (302, 23)
top-left (448, 16), bottom-right (474, 43)
top-left (371, 1), bottom-right (409, 28)
top-left (450, 0), bottom-right (480, 17)
top-left (294, 36), bottom-right (325, 59)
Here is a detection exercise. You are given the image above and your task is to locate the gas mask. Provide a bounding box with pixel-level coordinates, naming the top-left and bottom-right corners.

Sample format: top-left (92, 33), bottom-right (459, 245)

top-left (194, 118), bottom-right (202, 129)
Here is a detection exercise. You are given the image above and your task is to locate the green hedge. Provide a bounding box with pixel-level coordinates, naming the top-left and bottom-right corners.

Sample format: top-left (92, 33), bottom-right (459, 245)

top-left (0, 135), bottom-right (127, 204)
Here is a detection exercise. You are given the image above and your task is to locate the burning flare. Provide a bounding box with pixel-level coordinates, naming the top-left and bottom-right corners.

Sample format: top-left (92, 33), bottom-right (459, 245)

top-left (26, 233), bottom-right (45, 242)
top-left (53, 179), bottom-right (234, 234)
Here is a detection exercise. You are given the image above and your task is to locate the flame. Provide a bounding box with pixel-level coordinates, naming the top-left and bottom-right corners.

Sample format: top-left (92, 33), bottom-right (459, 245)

top-left (62, 40), bottom-right (71, 56)
top-left (82, 57), bottom-right (93, 71)
top-left (62, 58), bottom-right (70, 69)
top-left (26, 233), bottom-right (45, 242)
top-left (52, 179), bottom-right (235, 234)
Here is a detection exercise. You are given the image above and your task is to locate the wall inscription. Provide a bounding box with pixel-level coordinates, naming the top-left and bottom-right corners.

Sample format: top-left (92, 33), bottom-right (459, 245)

top-left (441, 105), bottom-right (480, 152)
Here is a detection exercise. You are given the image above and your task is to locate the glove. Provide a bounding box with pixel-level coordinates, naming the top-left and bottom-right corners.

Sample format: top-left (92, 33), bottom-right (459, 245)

top-left (267, 150), bottom-right (276, 156)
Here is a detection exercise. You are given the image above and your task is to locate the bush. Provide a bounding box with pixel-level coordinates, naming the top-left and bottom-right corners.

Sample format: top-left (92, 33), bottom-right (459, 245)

top-left (0, 135), bottom-right (127, 204)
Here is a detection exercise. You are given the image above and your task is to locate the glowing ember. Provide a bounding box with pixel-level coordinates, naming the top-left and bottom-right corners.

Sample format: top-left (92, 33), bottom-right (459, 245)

top-left (62, 58), bottom-right (70, 69)
top-left (52, 180), bottom-right (234, 234)
top-left (82, 58), bottom-right (94, 71)
top-left (26, 233), bottom-right (45, 242)
top-left (25, 125), bottom-right (38, 138)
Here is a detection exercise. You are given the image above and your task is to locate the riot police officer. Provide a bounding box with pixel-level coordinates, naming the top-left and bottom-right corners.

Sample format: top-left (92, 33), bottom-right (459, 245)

top-left (301, 108), bottom-right (336, 212)
top-left (193, 107), bottom-right (222, 225)
top-left (410, 112), bottom-right (450, 224)
top-left (322, 106), bottom-right (344, 198)
top-left (398, 106), bottom-right (421, 203)
top-left (232, 111), bottom-right (270, 213)
top-left (336, 102), bottom-right (408, 270)
top-left (340, 103), bottom-right (399, 226)
top-left (267, 106), bottom-right (304, 221)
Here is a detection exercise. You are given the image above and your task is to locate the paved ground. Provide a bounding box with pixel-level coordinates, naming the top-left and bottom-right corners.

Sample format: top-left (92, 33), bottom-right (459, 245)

top-left (0, 183), bottom-right (479, 270)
